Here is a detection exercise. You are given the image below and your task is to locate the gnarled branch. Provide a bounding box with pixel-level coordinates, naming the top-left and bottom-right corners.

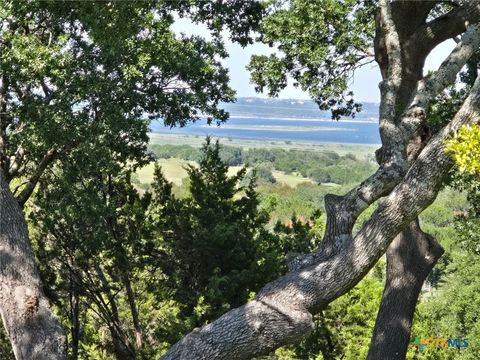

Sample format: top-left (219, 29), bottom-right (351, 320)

top-left (409, 1), bottom-right (480, 55)
top-left (292, 23), bottom-right (480, 268)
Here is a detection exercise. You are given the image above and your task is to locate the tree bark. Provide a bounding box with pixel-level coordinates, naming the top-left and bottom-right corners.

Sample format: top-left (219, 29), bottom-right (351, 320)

top-left (0, 170), bottom-right (67, 359)
top-left (366, 219), bottom-right (444, 360)
top-left (367, 3), bottom-right (477, 358)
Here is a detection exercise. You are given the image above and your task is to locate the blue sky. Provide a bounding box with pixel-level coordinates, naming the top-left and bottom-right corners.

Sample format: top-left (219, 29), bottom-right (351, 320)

top-left (173, 19), bottom-right (456, 103)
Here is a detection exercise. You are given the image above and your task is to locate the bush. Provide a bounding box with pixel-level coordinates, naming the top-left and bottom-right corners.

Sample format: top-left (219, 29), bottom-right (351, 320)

top-left (253, 163), bottom-right (276, 184)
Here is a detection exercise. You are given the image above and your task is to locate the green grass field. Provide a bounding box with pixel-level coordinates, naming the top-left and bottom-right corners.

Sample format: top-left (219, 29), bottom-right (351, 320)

top-left (137, 159), bottom-right (194, 186)
top-left (137, 158), bottom-right (314, 188)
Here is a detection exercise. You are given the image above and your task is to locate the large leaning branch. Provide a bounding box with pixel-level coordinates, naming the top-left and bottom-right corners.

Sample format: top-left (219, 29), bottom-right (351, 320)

top-left (160, 74), bottom-right (480, 360)
top-left (290, 10), bottom-right (480, 273)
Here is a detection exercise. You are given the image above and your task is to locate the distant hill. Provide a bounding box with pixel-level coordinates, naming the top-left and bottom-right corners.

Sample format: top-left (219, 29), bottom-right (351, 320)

top-left (221, 97), bottom-right (379, 121)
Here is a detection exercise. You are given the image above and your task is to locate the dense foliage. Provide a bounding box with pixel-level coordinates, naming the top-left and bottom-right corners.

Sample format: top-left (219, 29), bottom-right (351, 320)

top-left (147, 140), bottom-right (285, 324)
top-left (0, 134), bottom-right (475, 359)
top-left (0, 0), bottom-right (255, 203)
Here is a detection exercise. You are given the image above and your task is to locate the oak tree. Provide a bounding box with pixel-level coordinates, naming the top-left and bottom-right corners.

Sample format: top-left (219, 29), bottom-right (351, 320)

top-left (162, 1), bottom-right (480, 359)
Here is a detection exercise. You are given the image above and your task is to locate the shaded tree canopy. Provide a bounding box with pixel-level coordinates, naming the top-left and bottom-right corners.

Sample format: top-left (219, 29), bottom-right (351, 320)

top-left (1, 0), bottom-right (264, 193)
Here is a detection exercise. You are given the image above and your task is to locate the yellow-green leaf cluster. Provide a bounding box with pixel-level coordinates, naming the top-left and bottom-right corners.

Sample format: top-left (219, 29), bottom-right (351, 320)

top-left (445, 125), bottom-right (480, 176)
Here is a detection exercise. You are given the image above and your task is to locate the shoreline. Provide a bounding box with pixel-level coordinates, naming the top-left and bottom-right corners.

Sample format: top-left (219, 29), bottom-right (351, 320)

top-left (198, 124), bottom-right (359, 132)
top-left (148, 133), bottom-right (379, 158)
top-left (226, 114), bottom-right (378, 123)
top-left (149, 132), bottom-right (380, 147)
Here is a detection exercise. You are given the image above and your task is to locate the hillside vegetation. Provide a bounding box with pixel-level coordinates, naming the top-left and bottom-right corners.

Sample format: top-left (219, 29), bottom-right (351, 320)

top-left (147, 143), bottom-right (377, 186)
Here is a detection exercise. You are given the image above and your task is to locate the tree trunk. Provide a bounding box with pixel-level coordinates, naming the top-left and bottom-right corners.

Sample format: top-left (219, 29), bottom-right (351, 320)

top-left (367, 219), bottom-right (444, 360)
top-left (69, 288), bottom-right (81, 360)
top-left (0, 170), bottom-right (67, 359)
top-left (123, 273), bottom-right (143, 350)
top-left (95, 265), bottom-right (136, 360)
top-left (365, 4), bottom-right (451, 357)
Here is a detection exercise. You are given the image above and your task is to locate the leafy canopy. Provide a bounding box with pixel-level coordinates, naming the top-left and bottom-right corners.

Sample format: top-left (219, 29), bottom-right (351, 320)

top-left (247, 0), bottom-right (376, 119)
top-left (0, 0), bottom-right (264, 203)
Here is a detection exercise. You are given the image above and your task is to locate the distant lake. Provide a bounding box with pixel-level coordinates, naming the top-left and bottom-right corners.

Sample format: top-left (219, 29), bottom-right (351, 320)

top-left (150, 117), bottom-right (381, 145)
